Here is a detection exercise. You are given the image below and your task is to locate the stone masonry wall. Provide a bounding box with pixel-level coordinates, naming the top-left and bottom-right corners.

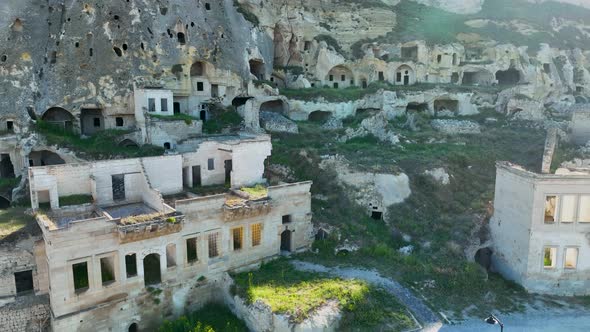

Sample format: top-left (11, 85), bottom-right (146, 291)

top-left (0, 295), bottom-right (50, 332)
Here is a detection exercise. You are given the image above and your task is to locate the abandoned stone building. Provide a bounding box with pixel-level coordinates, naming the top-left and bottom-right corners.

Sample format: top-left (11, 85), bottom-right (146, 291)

top-left (490, 161), bottom-right (590, 295)
top-left (0, 134), bottom-right (313, 331)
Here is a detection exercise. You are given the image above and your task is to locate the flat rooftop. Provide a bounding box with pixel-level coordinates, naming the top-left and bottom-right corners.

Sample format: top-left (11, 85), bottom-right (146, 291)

top-left (38, 202), bottom-right (178, 231)
top-left (103, 203), bottom-right (157, 219)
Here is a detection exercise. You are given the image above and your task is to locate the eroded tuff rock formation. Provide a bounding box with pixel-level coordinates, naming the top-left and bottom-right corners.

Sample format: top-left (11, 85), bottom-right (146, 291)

top-left (0, 0), bottom-right (271, 122)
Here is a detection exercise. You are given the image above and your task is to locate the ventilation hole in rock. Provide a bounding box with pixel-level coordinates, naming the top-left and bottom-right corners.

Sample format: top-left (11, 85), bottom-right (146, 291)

top-left (113, 47), bottom-right (123, 57)
top-left (160, 7), bottom-right (168, 15)
top-left (12, 18), bottom-right (23, 32)
top-left (475, 247), bottom-right (493, 271)
top-left (147, 27), bottom-right (153, 35)
top-left (371, 211), bottom-right (383, 220)
top-left (75, 42), bottom-right (79, 48)
top-left (140, 43), bottom-right (144, 50)
top-left (191, 22), bottom-right (195, 27)
top-left (205, 3), bottom-right (211, 10)
top-left (89, 48), bottom-right (93, 57)
top-left (1, 55), bottom-right (7, 62)
top-left (114, 15), bottom-right (119, 20)
top-left (177, 32), bottom-right (186, 45)
top-left (122, 43), bottom-right (128, 51)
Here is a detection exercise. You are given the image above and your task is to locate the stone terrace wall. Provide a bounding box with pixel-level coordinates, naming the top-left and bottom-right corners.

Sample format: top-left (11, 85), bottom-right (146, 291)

top-left (0, 295), bottom-right (50, 332)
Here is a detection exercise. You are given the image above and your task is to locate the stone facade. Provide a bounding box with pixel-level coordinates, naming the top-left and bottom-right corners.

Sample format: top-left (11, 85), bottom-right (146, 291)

top-left (21, 135), bottom-right (313, 331)
top-left (490, 162), bottom-right (590, 295)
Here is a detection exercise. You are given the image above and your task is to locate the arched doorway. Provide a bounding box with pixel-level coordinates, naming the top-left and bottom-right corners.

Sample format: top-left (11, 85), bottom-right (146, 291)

top-left (308, 111), bottom-right (332, 123)
top-left (326, 65), bottom-right (354, 89)
top-left (280, 230), bottom-right (292, 252)
top-left (143, 254), bottom-right (161, 286)
top-left (0, 196), bottom-right (10, 209)
top-left (28, 150), bottom-right (65, 167)
top-left (42, 107), bottom-right (75, 131)
top-left (396, 65), bottom-right (414, 86)
top-left (118, 139), bottom-right (139, 148)
top-left (406, 102), bottom-right (429, 114)
top-left (434, 98), bottom-right (459, 114)
top-left (260, 100), bottom-right (287, 116)
top-left (0, 154), bottom-right (15, 179)
top-left (190, 61), bottom-right (206, 77)
top-left (475, 247), bottom-right (493, 271)
top-left (249, 59), bottom-right (265, 80)
top-left (128, 323), bottom-right (138, 332)
top-left (496, 68), bottom-right (521, 85)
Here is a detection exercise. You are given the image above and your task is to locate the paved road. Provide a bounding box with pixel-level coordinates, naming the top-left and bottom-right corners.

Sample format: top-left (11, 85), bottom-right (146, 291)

top-left (440, 310), bottom-right (590, 332)
top-left (291, 261), bottom-right (443, 332)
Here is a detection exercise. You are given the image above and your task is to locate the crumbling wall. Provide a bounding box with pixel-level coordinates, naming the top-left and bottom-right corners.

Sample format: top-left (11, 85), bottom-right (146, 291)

top-left (0, 295), bottom-right (50, 332)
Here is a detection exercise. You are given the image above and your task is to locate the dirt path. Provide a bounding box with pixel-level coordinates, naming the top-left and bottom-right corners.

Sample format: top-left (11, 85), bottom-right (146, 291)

top-left (291, 260), bottom-right (443, 332)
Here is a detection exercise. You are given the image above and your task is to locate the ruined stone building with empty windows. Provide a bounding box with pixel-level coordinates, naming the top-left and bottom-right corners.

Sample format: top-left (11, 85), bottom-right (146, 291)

top-left (490, 161), bottom-right (590, 295)
top-left (0, 134), bottom-right (313, 331)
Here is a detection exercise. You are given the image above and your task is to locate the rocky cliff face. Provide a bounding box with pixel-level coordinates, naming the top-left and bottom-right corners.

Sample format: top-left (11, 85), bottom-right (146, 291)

top-left (0, 0), bottom-right (271, 120)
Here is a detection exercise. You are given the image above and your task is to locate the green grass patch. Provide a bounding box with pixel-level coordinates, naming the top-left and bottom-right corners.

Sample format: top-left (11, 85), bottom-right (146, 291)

top-left (349, 0), bottom-right (590, 58)
top-left (240, 184), bottom-right (268, 200)
top-left (186, 184), bottom-right (229, 196)
top-left (232, 259), bottom-right (415, 330)
top-left (202, 106), bottom-right (243, 134)
top-left (0, 207), bottom-right (35, 240)
top-left (233, 0), bottom-right (259, 27)
top-left (35, 121), bottom-right (164, 160)
top-left (59, 195), bottom-right (93, 207)
top-left (0, 177), bottom-right (19, 192)
top-left (281, 82), bottom-right (506, 102)
top-left (268, 112), bottom-right (551, 317)
top-left (149, 113), bottom-right (199, 125)
top-left (159, 303), bottom-right (248, 332)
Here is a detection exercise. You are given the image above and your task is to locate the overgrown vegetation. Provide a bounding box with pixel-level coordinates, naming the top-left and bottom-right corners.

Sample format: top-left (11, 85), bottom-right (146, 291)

top-left (202, 106), bottom-right (243, 134)
top-left (58, 195), bottom-right (93, 207)
top-left (0, 207), bottom-right (35, 240)
top-left (233, 0), bottom-right (259, 27)
top-left (280, 82), bottom-right (505, 102)
top-left (350, 0), bottom-right (590, 57)
top-left (0, 177), bottom-right (19, 192)
top-left (268, 110), bottom-right (566, 317)
top-left (149, 113), bottom-right (200, 125)
top-left (159, 303), bottom-right (248, 332)
top-left (232, 259), bottom-right (415, 330)
top-left (239, 184), bottom-right (268, 200)
top-left (35, 121), bottom-right (164, 160)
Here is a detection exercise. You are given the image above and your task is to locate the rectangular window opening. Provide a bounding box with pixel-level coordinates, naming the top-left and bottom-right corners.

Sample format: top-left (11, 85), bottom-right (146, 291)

top-left (125, 254), bottom-right (137, 278)
top-left (148, 98), bottom-right (156, 112)
top-left (251, 223), bottom-right (262, 247)
top-left (100, 256), bottom-right (115, 285)
top-left (578, 195), bottom-right (590, 222)
top-left (7, 121), bottom-right (14, 132)
top-left (232, 227), bottom-right (243, 251)
top-left (544, 196), bottom-right (557, 224)
top-left (208, 233), bottom-right (219, 258)
top-left (282, 215), bottom-right (292, 224)
top-left (543, 247), bottom-right (557, 269)
top-left (72, 262), bottom-right (89, 293)
top-left (166, 244), bottom-right (177, 268)
top-left (186, 237), bottom-right (198, 263)
top-left (560, 195), bottom-right (577, 223)
top-left (207, 158), bottom-right (215, 170)
top-left (197, 82), bottom-right (204, 91)
top-left (116, 117), bottom-right (124, 127)
top-left (161, 98), bottom-right (168, 112)
top-left (14, 270), bottom-right (34, 295)
top-left (564, 247), bottom-right (578, 269)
